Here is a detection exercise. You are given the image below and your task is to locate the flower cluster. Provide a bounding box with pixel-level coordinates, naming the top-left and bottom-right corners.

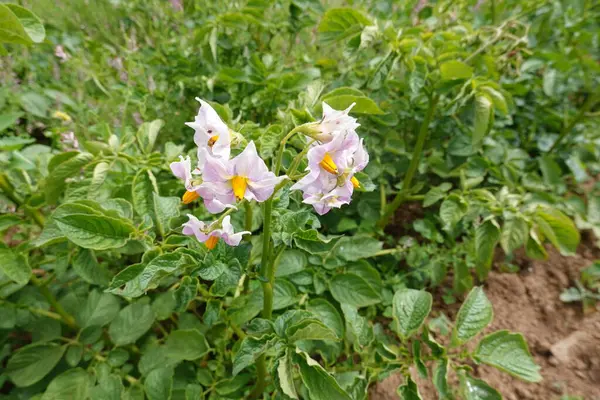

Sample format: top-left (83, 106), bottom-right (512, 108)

top-left (170, 98), bottom-right (286, 249)
top-left (169, 98), bottom-right (369, 250)
top-left (291, 103), bottom-right (369, 215)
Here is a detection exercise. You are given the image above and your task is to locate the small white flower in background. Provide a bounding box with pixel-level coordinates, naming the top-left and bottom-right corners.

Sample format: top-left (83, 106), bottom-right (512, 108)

top-left (182, 215), bottom-right (249, 250)
top-left (60, 131), bottom-right (79, 150)
top-left (54, 45), bottom-right (70, 62)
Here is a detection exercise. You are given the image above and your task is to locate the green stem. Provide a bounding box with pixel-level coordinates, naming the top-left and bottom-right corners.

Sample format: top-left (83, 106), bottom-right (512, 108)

top-left (244, 201), bottom-right (253, 242)
top-left (548, 93), bottom-right (598, 153)
top-left (30, 275), bottom-right (77, 329)
top-left (259, 198), bottom-right (274, 320)
top-left (378, 95), bottom-right (439, 228)
top-left (273, 123), bottom-right (315, 176)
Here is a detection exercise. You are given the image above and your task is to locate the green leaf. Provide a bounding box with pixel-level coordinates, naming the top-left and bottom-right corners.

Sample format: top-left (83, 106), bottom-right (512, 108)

top-left (152, 193), bottom-right (180, 237)
top-left (460, 373), bottom-right (501, 400)
top-left (78, 290), bottom-right (120, 328)
top-left (318, 8), bottom-right (372, 45)
top-left (0, 136), bottom-right (32, 150)
top-left (132, 169), bottom-right (178, 236)
top-left (307, 299), bottom-right (344, 338)
top-left (54, 211), bottom-right (136, 250)
top-left (0, 4), bottom-right (31, 44)
top-left (543, 68), bottom-right (556, 97)
top-left (525, 230), bottom-right (548, 260)
top-left (423, 183), bottom-right (452, 207)
top-left (433, 358), bottom-right (450, 399)
top-left (0, 247), bottom-right (31, 285)
top-left (480, 86), bottom-right (509, 115)
top-left (320, 94), bottom-right (384, 115)
top-left (6, 342), bottom-right (66, 387)
top-left (500, 216), bottom-right (528, 255)
top-left (535, 207), bottom-right (580, 255)
top-left (286, 319), bottom-right (339, 343)
top-left (275, 249), bottom-right (307, 277)
top-left (539, 155), bottom-right (562, 186)
top-left (174, 276), bottom-right (198, 312)
top-left (473, 94), bottom-right (493, 144)
top-left (164, 329), bottom-right (210, 361)
top-left (474, 330), bottom-right (542, 382)
top-left (330, 273), bottom-right (380, 308)
top-left (273, 278), bottom-right (299, 310)
top-left (453, 287), bottom-right (493, 345)
top-left (392, 288), bottom-right (432, 339)
top-left (277, 350), bottom-right (299, 399)
top-left (232, 334), bottom-right (281, 376)
top-left (136, 119), bottom-right (164, 154)
top-left (439, 196), bottom-right (466, 231)
top-left (88, 161), bottom-right (110, 198)
top-left (108, 302), bottom-right (155, 346)
top-left (474, 221), bottom-right (500, 280)
top-left (295, 351), bottom-right (352, 400)
top-left (72, 248), bottom-right (110, 286)
top-left (144, 367), bottom-right (173, 400)
top-left (41, 368), bottom-right (90, 400)
top-left (397, 375), bottom-right (423, 399)
top-left (336, 235), bottom-right (383, 261)
top-left (4, 4), bottom-right (45, 43)
top-left (440, 60), bottom-right (473, 81)
top-left (341, 303), bottom-right (373, 347)
top-left (45, 152), bottom-right (94, 204)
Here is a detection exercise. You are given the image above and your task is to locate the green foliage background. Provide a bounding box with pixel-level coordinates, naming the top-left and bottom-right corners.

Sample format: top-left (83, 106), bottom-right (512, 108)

top-left (0, 0), bottom-right (598, 399)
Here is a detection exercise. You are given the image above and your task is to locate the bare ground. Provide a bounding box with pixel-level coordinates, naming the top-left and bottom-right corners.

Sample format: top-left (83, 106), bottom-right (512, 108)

top-left (370, 231), bottom-right (600, 400)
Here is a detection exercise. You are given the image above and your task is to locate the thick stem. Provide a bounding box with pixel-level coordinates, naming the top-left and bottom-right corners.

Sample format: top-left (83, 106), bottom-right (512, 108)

top-left (378, 95), bottom-right (439, 228)
top-left (549, 93), bottom-right (598, 153)
top-left (259, 198), bottom-right (274, 319)
top-left (30, 275), bottom-right (77, 329)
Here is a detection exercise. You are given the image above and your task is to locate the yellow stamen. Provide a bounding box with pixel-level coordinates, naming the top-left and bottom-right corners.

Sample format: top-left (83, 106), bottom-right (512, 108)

top-left (208, 135), bottom-right (219, 147)
top-left (205, 235), bottom-right (219, 250)
top-left (231, 176), bottom-right (248, 201)
top-left (182, 190), bottom-right (200, 204)
top-left (351, 176), bottom-right (360, 188)
top-left (319, 153), bottom-right (338, 175)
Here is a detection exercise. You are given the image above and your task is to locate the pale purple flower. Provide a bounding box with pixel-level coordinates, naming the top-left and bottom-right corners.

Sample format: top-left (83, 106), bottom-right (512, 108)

top-left (170, 155), bottom-right (200, 192)
top-left (291, 111), bottom-right (369, 215)
top-left (60, 131), bottom-right (79, 150)
top-left (54, 45), bottom-right (70, 62)
top-left (291, 129), bottom-right (361, 193)
top-left (182, 215), bottom-right (249, 250)
top-left (198, 141), bottom-right (287, 212)
top-left (314, 102), bottom-right (360, 143)
top-left (185, 98), bottom-right (231, 169)
top-left (301, 174), bottom-right (353, 215)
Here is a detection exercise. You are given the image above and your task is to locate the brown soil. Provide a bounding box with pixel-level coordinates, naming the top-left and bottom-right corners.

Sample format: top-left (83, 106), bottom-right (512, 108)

top-left (370, 231), bottom-right (600, 400)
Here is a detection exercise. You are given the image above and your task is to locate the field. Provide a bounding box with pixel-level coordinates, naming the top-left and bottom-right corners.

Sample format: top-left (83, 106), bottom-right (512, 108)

top-left (1, 0), bottom-right (599, 399)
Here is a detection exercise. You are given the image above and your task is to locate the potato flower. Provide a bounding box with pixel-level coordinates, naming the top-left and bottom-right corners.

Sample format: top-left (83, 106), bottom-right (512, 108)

top-left (182, 215), bottom-right (249, 250)
top-left (185, 98), bottom-right (231, 167)
top-left (199, 141), bottom-right (287, 212)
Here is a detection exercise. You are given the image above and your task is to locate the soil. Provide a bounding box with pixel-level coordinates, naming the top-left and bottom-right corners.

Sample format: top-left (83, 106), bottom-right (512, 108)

top-left (370, 230), bottom-right (600, 400)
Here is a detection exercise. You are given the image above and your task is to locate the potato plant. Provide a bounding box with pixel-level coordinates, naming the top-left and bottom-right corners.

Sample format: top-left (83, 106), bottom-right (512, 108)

top-left (1, 0), bottom-right (598, 399)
